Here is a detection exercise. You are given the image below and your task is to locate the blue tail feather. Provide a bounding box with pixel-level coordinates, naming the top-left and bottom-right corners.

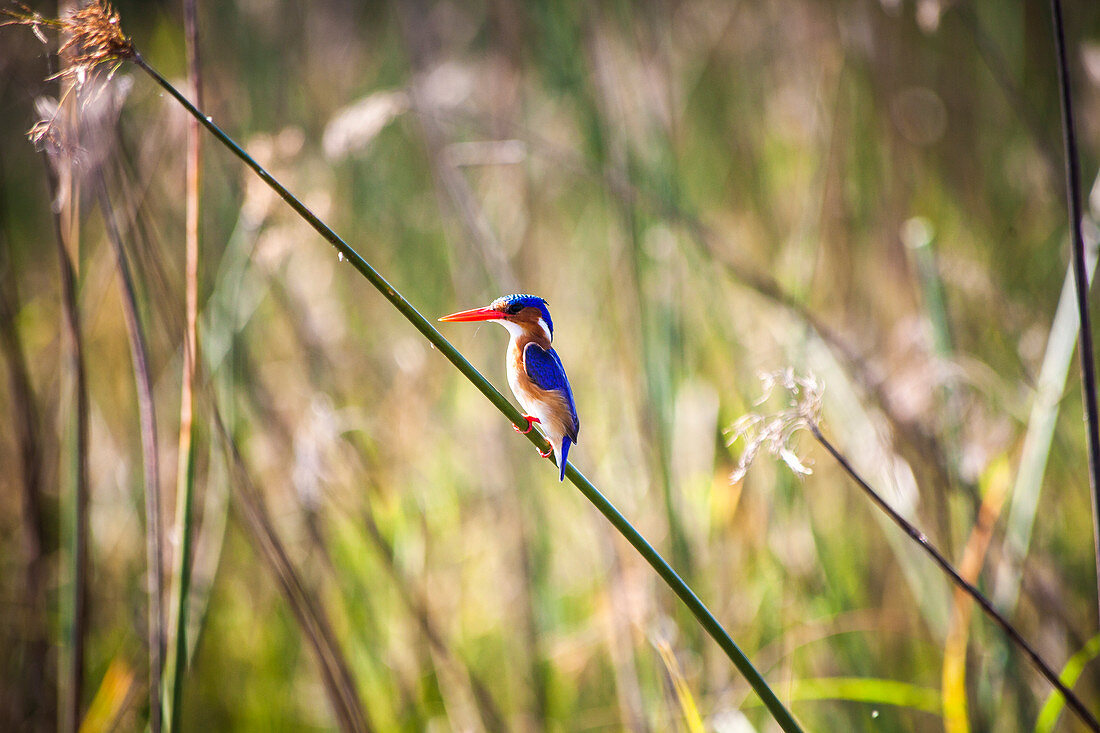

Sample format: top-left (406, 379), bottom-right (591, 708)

top-left (558, 438), bottom-right (571, 482)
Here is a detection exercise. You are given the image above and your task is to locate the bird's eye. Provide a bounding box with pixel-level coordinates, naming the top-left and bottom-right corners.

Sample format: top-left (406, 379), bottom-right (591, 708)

top-left (506, 302), bottom-right (524, 315)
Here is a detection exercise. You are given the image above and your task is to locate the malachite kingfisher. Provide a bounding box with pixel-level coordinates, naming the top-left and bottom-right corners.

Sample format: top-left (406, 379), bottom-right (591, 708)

top-left (439, 294), bottom-right (579, 481)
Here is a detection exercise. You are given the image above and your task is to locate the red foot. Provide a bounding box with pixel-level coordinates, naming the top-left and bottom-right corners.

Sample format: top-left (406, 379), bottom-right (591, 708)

top-left (538, 446), bottom-right (553, 458)
top-left (513, 415), bottom-right (541, 434)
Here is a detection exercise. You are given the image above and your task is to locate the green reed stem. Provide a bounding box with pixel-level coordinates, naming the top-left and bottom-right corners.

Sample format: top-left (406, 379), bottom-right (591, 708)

top-left (42, 152), bottom-right (88, 733)
top-left (130, 52), bottom-right (803, 733)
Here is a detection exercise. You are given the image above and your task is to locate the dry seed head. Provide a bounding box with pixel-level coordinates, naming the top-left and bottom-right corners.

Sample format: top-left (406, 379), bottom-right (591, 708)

top-left (27, 117), bottom-right (55, 150)
top-left (57, 1), bottom-right (135, 77)
top-left (6, 2), bottom-right (135, 154)
top-left (4, 1), bottom-right (135, 82)
top-left (727, 369), bottom-right (823, 483)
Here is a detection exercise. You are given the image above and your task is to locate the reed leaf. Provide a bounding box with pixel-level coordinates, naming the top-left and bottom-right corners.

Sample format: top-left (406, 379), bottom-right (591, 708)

top-left (93, 177), bottom-right (164, 733)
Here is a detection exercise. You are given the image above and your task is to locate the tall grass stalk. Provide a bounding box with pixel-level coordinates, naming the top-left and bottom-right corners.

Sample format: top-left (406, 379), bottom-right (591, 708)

top-left (43, 150), bottom-right (89, 733)
top-left (995, 234), bottom-right (1099, 614)
top-left (165, 1), bottom-right (204, 728)
top-left (809, 424), bottom-right (1100, 731)
top-left (53, 37), bottom-right (89, 729)
top-left (1048, 0), bottom-right (1100, 623)
top-left (94, 178), bottom-right (164, 733)
top-left (905, 221), bottom-right (960, 481)
top-left (125, 43), bottom-right (803, 733)
top-left (28, 50), bottom-right (91, 719)
top-left (1036, 633), bottom-right (1100, 733)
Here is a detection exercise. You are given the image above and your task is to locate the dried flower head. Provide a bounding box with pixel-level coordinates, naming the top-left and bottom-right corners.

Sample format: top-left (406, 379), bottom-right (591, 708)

top-left (26, 117), bottom-right (59, 152)
top-left (727, 369), bottom-right (823, 483)
top-left (4, 1), bottom-right (135, 82)
top-left (6, 2), bottom-right (135, 154)
top-left (59, 1), bottom-right (134, 76)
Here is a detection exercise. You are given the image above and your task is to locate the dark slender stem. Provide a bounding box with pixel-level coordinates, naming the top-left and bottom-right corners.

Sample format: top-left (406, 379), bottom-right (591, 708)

top-left (94, 178), bottom-right (164, 733)
top-left (1049, 0), bottom-right (1100, 627)
top-left (129, 52), bottom-right (802, 732)
top-left (810, 424), bottom-right (1099, 731)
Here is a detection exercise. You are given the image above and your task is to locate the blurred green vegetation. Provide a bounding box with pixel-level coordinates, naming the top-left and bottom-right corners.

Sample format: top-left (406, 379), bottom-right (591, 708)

top-left (3, 0), bottom-right (1100, 730)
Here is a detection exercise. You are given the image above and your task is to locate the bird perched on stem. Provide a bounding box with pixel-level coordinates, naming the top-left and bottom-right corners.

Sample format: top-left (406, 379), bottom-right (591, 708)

top-left (440, 294), bottom-right (579, 481)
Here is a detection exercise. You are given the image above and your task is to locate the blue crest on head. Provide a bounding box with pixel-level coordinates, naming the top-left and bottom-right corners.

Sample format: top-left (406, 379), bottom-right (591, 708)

top-left (494, 293), bottom-right (553, 338)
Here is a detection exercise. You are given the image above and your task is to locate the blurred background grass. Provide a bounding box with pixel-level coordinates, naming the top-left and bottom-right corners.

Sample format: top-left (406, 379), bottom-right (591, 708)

top-left (3, 0), bottom-right (1100, 730)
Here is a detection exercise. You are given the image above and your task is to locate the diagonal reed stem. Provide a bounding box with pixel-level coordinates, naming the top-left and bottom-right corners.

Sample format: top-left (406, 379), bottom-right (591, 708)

top-left (1048, 0), bottom-right (1100, 627)
top-left (128, 51), bottom-right (803, 733)
top-left (809, 423), bottom-right (1099, 731)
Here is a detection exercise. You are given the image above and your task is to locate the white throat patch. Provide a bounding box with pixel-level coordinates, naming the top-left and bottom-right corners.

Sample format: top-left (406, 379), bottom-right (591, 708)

top-left (496, 319), bottom-right (526, 339)
top-left (537, 317), bottom-right (553, 343)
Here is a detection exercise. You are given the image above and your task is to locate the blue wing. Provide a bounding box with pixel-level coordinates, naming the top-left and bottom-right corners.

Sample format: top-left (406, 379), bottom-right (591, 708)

top-left (523, 343), bottom-right (579, 442)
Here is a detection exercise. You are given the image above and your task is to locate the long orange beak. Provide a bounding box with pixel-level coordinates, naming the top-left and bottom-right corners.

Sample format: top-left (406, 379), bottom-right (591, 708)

top-left (438, 306), bottom-right (502, 323)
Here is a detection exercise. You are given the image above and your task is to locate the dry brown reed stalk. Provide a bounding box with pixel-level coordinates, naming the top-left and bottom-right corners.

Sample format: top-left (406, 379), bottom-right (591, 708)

top-left (10, 5), bottom-right (174, 728)
top-left (22, 4), bottom-right (160, 722)
top-left (166, 0), bottom-right (204, 727)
